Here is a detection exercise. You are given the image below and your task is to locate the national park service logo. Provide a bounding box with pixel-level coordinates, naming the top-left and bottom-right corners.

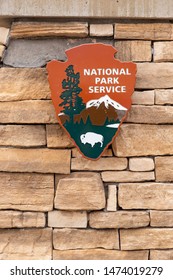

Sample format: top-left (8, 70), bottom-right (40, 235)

top-left (47, 43), bottom-right (136, 160)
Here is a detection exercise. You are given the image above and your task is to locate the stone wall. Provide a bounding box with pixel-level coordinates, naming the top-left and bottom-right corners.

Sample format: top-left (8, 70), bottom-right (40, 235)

top-left (0, 19), bottom-right (173, 260)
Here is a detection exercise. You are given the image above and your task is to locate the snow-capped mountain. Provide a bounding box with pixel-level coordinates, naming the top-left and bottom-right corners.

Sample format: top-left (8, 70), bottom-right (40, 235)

top-left (74, 94), bottom-right (127, 126)
top-left (86, 95), bottom-right (127, 111)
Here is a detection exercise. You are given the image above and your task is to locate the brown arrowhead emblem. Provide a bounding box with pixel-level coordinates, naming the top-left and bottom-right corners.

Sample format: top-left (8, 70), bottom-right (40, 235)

top-left (47, 43), bottom-right (136, 160)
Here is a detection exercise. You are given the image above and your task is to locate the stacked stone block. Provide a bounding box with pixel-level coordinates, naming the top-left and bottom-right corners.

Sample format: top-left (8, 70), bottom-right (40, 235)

top-left (0, 20), bottom-right (173, 260)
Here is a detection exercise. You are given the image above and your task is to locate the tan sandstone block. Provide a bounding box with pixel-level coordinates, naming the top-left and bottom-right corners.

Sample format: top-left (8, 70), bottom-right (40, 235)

top-left (154, 41), bottom-right (173, 62)
top-left (114, 23), bottom-right (173, 40)
top-left (0, 211), bottom-right (45, 228)
top-left (155, 156), bottom-right (173, 182)
top-left (132, 91), bottom-right (154, 105)
top-left (0, 27), bottom-right (9, 45)
top-left (126, 105), bottom-right (173, 124)
top-left (69, 172), bottom-right (100, 179)
top-left (0, 228), bottom-right (52, 260)
top-left (89, 211), bottom-right (149, 229)
top-left (0, 100), bottom-right (57, 123)
top-left (136, 63), bottom-right (173, 89)
top-left (90, 24), bottom-right (113, 36)
top-left (0, 148), bottom-right (70, 174)
top-left (119, 183), bottom-right (173, 210)
top-left (46, 124), bottom-right (74, 148)
top-left (55, 172), bottom-right (100, 185)
top-left (102, 171), bottom-right (154, 182)
top-left (115, 41), bottom-right (151, 61)
top-left (150, 211), bottom-right (173, 227)
top-left (72, 147), bottom-right (113, 157)
top-left (11, 22), bottom-right (88, 38)
top-left (0, 173), bottom-right (54, 211)
top-left (53, 249), bottom-right (149, 260)
top-left (71, 157), bottom-right (127, 171)
top-left (155, 89), bottom-right (173, 105)
top-left (0, 45), bottom-right (5, 59)
top-left (129, 157), bottom-right (154, 171)
top-left (0, 68), bottom-right (50, 101)
top-left (121, 228), bottom-right (173, 250)
top-left (113, 124), bottom-right (173, 157)
top-left (107, 185), bottom-right (117, 211)
top-left (102, 149), bottom-right (114, 157)
top-left (0, 125), bottom-right (46, 147)
top-left (48, 211), bottom-right (87, 228)
top-left (53, 229), bottom-right (119, 250)
top-left (150, 250), bottom-right (173, 260)
top-left (55, 174), bottom-right (70, 185)
top-left (102, 149), bottom-right (113, 157)
top-left (54, 176), bottom-right (105, 210)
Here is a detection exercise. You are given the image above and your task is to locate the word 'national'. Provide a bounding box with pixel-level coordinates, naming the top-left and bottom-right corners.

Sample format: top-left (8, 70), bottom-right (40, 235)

top-left (84, 68), bottom-right (131, 76)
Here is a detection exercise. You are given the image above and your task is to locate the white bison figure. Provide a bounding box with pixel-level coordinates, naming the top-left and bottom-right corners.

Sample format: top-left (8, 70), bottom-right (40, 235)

top-left (80, 132), bottom-right (104, 148)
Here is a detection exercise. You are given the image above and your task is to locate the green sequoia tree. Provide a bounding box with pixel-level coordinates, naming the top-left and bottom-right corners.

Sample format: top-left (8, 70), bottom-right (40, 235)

top-left (60, 65), bottom-right (85, 117)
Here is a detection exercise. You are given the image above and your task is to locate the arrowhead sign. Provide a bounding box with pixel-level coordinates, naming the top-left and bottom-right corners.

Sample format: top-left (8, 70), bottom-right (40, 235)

top-left (47, 43), bottom-right (136, 160)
